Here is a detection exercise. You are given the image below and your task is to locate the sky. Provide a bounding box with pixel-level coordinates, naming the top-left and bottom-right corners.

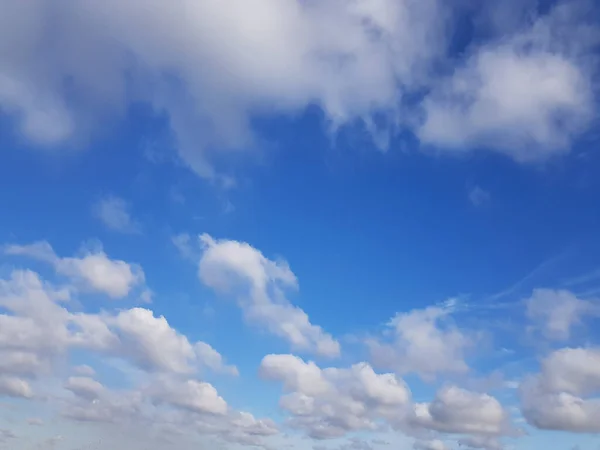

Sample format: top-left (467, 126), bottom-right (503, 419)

top-left (0, 0), bottom-right (600, 449)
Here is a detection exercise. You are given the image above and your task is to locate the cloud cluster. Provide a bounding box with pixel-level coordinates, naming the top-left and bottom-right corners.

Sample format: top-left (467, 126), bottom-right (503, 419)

top-left (5, 241), bottom-right (146, 299)
top-left (521, 347), bottom-right (600, 433)
top-left (260, 353), bottom-right (515, 449)
top-left (0, 243), bottom-right (273, 449)
top-left (1, 233), bottom-right (599, 449)
top-left (1, 0), bottom-right (597, 180)
top-left (198, 233), bottom-right (341, 357)
top-left (260, 354), bottom-right (411, 439)
top-left (525, 288), bottom-right (599, 341)
top-left (367, 305), bottom-right (471, 380)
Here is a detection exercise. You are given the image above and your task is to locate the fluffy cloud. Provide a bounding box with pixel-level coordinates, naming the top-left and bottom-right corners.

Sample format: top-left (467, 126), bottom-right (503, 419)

top-left (199, 234), bottom-right (340, 357)
top-left (0, 0), bottom-right (596, 179)
top-left (92, 195), bottom-right (140, 234)
top-left (525, 289), bottom-right (599, 341)
top-left (0, 244), bottom-right (274, 449)
top-left (260, 354), bottom-right (411, 439)
top-left (418, 2), bottom-right (596, 161)
top-left (367, 305), bottom-right (471, 379)
top-left (521, 347), bottom-right (600, 433)
top-left (150, 377), bottom-right (228, 415)
top-left (410, 386), bottom-right (512, 436)
top-left (4, 241), bottom-right (145, 299)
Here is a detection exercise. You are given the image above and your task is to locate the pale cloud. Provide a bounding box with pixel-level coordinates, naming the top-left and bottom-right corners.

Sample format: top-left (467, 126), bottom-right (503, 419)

top-left (521, 347), bottom-right (600, 433)
top-left (0, 0), bottom-right (596, 180)
top-left (199, 233), bottom-right (340, 358)
top-left (525, 288), bottom-right (599, 341)
top-left (367, 305), bottom-right (471, 379)
top-left (410, 386), bottom-right (512, 436)
top-left (93, 196), bottom-right (140, 234)
top-left (0, 252), bottom-right (274, 449)
top-left (4, 240), bottom-right (145, 299)
top-left (0, 376), bottom-right (33, 398)
top-left (418, 2), bottom-right (596, 161)
top-left (260, 354), bottom-right (411, 439)
top-left (469, 186), bottom-right (491, 207)
top-left (414, 440), bottom-right (450, 450)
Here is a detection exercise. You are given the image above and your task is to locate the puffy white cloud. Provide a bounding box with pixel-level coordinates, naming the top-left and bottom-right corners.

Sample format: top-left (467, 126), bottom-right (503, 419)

top-left (525, 289), bottom-right (598, 341)
top-left (151, 377), bottom-right (228, 416)
top-left (521, 347), bottom-right (600, 433)
top-left (92, 195), bottom-right (140, 234)
top-left (410, 386), bottom-right (511, 436)
top-left (5, 241), bottom-right (145, 299)
top-left (195, 342), bottom-right (239, 376)
top-left (368, 305), bottom-right (471, 379)
top-left (112, 307), bottom-right (196, 374)
top-left (65, 376), bottom-right (105, 400)
top-left (0, 0), bottom-right (445, 178)
top-left (199, 234), bottom-right (340, 357)
top-left (1, 0), bottom-right (596, 178)
top-left (260, 354), bottom-right (411, 439)
top-left (0, 265), bottom-right (275, 449)
top-left (418, 2), bottom-right (596, 161)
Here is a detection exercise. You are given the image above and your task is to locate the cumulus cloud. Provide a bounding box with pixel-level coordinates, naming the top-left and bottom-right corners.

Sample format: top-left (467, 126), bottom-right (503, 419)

top-left (418, 1), bottom-right (597, 161)
top-left (93, 196), bottom-right (140, 234)
top-left (521, 347), bottom-right (600, 433)
top-left (4, 240), bottom-right (145, 299)
top-left (0, 247), bottom-right (274, 449)
top-left (260, 353), bottom-right (411, 439)
top-left (199, 234), bottom-right (340, 358)
top-left (525, 288), bottom-right (599, 341)
top-left (410, 386), bottom-right (512, 436)
top-left (0, 0), bottom-right (597, 179)
top-left (367, 305), bottom-right (471, 379)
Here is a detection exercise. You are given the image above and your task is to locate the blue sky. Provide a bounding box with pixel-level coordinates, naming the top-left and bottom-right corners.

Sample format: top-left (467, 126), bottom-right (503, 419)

top-left (1, 1), bottom-right (600, 449)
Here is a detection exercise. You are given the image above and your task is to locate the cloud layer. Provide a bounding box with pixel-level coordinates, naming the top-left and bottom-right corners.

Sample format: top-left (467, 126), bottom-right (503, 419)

top-left (1, 0), bottom-right (597, 180)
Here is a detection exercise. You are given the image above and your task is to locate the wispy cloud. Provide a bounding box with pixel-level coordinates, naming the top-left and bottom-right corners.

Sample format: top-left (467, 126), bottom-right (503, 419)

top-left (93, 196), bottom-right (140, 234)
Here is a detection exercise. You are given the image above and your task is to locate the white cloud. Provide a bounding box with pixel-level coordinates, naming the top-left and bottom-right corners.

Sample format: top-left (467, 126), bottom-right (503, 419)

top-left (1, 0), bottom-right (596, 178)
top-left (367, 305), bottom-right (471, 379)
top-left (525, 289), bottom-right (599, 341)
top-left (65, 376), bottom-right (105, 400)
top-left (93, 196), bottom-right (140, 234)
top-left (521, 347), bottom-right (600, 433)
top-left (418, 3), bottom-right (595, 161)
top-left (151, 377), bottom-right (228, 416)
top-left (260, 354), bottom-right (411, 439)
top-left (0, 0), bottom-right (443, 179)
top-left (410, 386), bottom-right (512, 436)
top-left (199, 234), bottom-right (340, 358)
top-left (0, 255), bottom-right (274, 449)
top-left (4, 240), bottom-right (145, 299)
